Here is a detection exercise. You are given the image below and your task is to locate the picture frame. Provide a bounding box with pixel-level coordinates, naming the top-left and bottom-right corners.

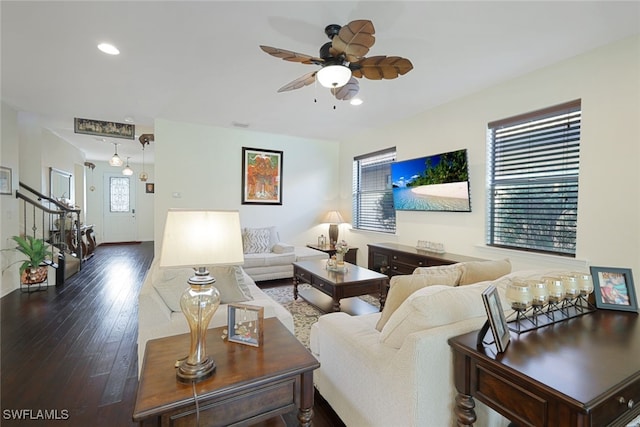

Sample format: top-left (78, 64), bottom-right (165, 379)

top-left (145, 183), bottom-right (155, 194)
top-left (241, 147), bottom-right (283, 205)
top-left (227, 303), bottom-right (264, 347)
top-left (590, 266), bottom-right (638, 312)
top-left (481, 285), bottom-right (510, 353)
top-left (0, 166), bottom-right (12, 195)
top-left (74, 117), bottom-right (135, 139)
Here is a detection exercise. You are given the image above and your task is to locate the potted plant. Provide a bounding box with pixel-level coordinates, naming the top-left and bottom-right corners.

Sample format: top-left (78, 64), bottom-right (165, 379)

top-left (9, 235), bottom-right (53, 284)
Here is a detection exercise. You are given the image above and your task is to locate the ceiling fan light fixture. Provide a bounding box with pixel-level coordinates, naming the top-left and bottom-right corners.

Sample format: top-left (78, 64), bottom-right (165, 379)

top-left (316, 65), bottom-right (351, 89)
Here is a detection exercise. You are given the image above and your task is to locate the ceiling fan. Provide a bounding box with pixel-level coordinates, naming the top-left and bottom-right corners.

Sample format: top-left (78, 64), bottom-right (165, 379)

top-left (260, 19), bottom-right (413, 101)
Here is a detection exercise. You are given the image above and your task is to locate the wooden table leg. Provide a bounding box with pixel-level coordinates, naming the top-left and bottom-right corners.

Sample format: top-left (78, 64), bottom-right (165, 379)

top-left (332, 297), bottom-right (341, 312)
top-left (297, 370), bottom-right (314, 427)
top-left (293, 275), bottom-right (299, 300)
top-left (455, 392), bottom-right (476, 426)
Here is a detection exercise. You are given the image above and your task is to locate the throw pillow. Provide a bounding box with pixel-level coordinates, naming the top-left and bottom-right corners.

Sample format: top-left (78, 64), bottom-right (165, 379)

top-left (242, 228), bottom-right (272, 253)
top-left (413, 263), bottom-right (463, 285)
top-left (210, 266), bottom-right (253, 303)
top-left (272, 242), bottom-right (294, 254)
top-left (375, 271), bottom-right (461, 331)
top-left (379, 283), bottom-right (491, 349)
top-left (458, 259), bottom-right (511, 286)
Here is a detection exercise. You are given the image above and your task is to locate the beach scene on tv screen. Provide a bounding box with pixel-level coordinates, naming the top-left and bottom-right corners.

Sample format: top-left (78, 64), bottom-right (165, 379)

top-left (391, 149), bottom-right (470, 212)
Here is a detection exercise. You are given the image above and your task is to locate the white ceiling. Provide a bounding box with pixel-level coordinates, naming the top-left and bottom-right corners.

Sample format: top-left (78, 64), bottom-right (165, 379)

top-left (2, 1), bottom-right (639, 164)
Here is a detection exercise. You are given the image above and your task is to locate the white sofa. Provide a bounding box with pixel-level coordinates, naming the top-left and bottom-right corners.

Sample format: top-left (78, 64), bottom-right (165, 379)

top-left (241, 226), bottom-right (328, 281)
top-left (137, 260), bottom-right (294, 375)
top-left (310, 260), bottom-right (568, 427)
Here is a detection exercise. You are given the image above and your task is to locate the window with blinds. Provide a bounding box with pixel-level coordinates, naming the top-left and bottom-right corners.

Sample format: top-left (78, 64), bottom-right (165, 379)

top-left (487, 100), bottom-right (581, 256)
top-left (352, 148), bottom-right (396, 233)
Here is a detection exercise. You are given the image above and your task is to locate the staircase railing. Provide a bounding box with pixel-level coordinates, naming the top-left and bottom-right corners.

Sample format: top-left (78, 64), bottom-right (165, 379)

top-left (16, 182), bottom-right (82, 268)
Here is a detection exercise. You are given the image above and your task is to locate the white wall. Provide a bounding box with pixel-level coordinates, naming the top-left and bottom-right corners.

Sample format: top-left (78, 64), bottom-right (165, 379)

top-left (1, 103), bottom-right (20, 297)
top-left (153, 119), bottom-right (339, 255)
top-left (339, 35), bottom-right (640, 282)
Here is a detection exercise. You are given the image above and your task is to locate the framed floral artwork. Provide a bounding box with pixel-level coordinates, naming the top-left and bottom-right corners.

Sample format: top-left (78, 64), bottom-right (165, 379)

top-left (241, 147), bottom-right (283, 205)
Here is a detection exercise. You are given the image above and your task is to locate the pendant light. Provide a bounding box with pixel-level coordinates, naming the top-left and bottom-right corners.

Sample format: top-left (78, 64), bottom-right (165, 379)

top-left (122, 157), bottom-right (134, 176)
top-left (84, 162), bottom-right (96, 192)
top-left (109, 143), bottom-right (123, 167)
top-left (138, 133), bottom-right (153, 182)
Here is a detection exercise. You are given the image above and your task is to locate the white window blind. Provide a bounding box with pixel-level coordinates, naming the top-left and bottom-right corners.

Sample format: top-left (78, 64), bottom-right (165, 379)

top-left (352, 148), bottom-right (396, 233)
top-left (487, 100), bottom-right (581, 256)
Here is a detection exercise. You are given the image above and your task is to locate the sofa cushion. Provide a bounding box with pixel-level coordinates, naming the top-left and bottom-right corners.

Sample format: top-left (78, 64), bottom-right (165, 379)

top-left (458, 259), bottom-right (511, 285)
top-left (153, 266), bottom-right (252, 312)
top-left (375, 271), bottom-right (460, 331)
top-left (379, 282), bottom-right (490, 348)
top-left (243, 251), bottom-right (296, 268)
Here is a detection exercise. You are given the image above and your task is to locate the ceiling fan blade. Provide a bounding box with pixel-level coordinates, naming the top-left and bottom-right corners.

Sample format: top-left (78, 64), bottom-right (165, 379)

top-left (331, 77), bottom-right (360, 100)
top-left (277, 71), bottom-right (318, 93)
top-left (331, 20), bottom-right (375, 62)
top-left (351, 56), bottom-right (414, 80)
top-left (260, 45), bottom-right (324, 65)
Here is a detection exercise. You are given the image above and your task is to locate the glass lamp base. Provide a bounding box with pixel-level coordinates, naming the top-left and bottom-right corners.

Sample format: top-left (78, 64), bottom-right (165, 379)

top-left (176, 357), bottom-right (216, 383)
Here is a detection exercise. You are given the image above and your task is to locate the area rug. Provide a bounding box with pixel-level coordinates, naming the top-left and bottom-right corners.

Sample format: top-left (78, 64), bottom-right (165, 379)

top-left (262, 284), bottom-right (380, 349)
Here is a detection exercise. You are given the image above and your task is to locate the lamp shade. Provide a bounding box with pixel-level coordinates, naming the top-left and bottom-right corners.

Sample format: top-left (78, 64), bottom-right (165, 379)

top-left (324, 210), bottom-right (345, 224)
top-left (159, 210), bottom-right (244, 268)
top-left (316, 65), bottom-right (352, 88)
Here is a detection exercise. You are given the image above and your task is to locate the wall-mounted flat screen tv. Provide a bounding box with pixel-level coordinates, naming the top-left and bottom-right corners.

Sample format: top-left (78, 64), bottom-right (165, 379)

top-left (391, 148), bottom-right (471, 212)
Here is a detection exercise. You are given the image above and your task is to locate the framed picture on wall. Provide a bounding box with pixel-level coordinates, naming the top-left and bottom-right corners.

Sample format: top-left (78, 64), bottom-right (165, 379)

top-left (145, 183), bottom-right (155, 194)
top-left (0, 166), bottom-right (12, 195)
top-left (241, 147), bottom-right (283, 205)
top-left (590, 266), bottom-right (638, 312)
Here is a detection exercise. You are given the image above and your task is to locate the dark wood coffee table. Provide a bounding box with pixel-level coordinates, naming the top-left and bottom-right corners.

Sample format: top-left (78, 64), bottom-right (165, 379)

top-left (133, 317), bottom-right (319, 426)
top-left (293, 259), bottom-right (388, 315)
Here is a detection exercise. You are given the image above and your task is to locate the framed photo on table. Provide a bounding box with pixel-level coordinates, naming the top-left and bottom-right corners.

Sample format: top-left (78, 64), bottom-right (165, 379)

top-left (241, 147), bottom-right (283, 205)
top-left (590, 266), bottom-right (638, 312)
top-left (481, 285), bottom-right (510, 353)
top-left (227, 303), bottom-right (264, 347)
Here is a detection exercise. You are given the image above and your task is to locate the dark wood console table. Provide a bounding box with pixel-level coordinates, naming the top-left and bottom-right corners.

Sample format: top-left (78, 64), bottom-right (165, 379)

top-left (448, 310), bottom-right (640, 426)
top-left (368, 242), bottom-right (484, 277)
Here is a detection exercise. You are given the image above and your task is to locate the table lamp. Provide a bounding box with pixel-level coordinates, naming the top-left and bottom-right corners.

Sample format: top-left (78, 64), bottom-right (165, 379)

top-left (324, 210), bottom-right (344, 246)
top-left (158, 209), bottom-right (244, 383)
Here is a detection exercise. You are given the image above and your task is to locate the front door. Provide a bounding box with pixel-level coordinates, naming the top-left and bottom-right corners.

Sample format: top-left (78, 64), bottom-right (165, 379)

top-left (103, 172), bottom-right (137, 243)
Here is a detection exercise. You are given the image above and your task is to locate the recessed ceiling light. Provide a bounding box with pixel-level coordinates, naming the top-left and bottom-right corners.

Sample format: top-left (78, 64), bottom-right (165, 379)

top-left (98, 43), bottom-right (119, 55)
top-left (350, 98), bottom-right (363, 106)
top-left (124, 116), bottom-right (134, 123)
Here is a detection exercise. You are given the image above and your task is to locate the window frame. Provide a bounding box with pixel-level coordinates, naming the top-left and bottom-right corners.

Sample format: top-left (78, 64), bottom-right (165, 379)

top-left (486, 99), bottom-right (582, 257)
top-left (352, 147), bottom-right (397, 234)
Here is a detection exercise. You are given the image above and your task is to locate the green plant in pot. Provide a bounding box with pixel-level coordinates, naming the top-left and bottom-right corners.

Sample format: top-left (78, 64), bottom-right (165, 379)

top-left (10, 235), bottom-right (53, 284)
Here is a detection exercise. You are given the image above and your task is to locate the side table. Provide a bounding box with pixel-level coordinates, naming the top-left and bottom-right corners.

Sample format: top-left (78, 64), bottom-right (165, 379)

top-left (307, 244), bottom-right (358, 264)
top-left (448, 310), bottom-right (640, 426)
top-left (133, 318), bottom-right (319, 426)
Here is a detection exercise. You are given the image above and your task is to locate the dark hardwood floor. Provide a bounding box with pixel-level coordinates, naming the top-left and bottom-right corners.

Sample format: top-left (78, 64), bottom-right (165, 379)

top-left (1, 242), bottom-right (344, 427)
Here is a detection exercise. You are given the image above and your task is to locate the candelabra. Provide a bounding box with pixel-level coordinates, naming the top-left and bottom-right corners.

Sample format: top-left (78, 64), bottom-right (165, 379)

top-left (506, 273), bottom-right (595, 334)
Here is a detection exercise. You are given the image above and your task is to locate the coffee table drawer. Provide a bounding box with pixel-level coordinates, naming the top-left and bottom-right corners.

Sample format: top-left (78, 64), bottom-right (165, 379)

top-left (163, 378), bottom-right (297, 427)
top-left (310, 275), bottom-right (335, 294)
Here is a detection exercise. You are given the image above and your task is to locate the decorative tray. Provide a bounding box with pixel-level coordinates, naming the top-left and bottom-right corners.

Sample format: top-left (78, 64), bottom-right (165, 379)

top-left (326, 265), bottom-right (348, 272)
